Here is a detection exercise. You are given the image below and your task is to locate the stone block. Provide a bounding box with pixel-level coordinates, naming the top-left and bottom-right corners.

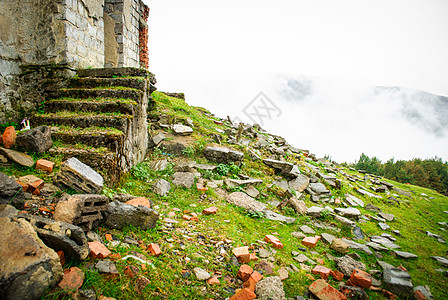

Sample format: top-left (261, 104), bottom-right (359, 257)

top-left (125, 197), bottom-right (151, 208)
top-left (0, 172), bottom-right (25, 208)
top-left (383, 268), bottom-right (413, 297)
top-left (54, 194), bottom-right (109, 231)
top-left (0, 147), bottom-right (35, 167)
top-left (302, 236), bottom-right (321, 248)
top-left (204, 146), bottom-right (244, 164)
top-left (103, 200), bottom-right (159, 230)
top-left (18, 214), bottom-right (89, 261)
top-left (54, 157), bottom-right (104, 194)
top-left (16, 126), bottom-right (52, 153)
top-left (148, 243), bottom-right (161, 256)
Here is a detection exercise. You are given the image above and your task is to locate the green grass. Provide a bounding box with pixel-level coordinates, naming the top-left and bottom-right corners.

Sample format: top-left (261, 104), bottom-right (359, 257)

top-left (35, 111), bottom-right (130, 118)
top-left (47, 97), bottom-right (137, 106)
top-left (55, 125), bottom-right (124, 136)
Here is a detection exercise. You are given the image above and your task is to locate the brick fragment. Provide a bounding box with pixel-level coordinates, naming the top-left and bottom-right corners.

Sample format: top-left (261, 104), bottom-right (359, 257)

top-left (330, 270), bottom-right (344, 281)
top-left (57, 250), bottom-right (65, 266)
top-left (249, 252), bottom-right (258, 261)
top-left (36, 159), bottom-right (55, 173)
top-left (232, 246), bottom-right (250, 263)
top-left (58, 267), bottom-right (85, 291)
top-left (124, 265), bottom-right (140, 278)
top-left (302, 235), bottom-right (321, 248)
top-left (15, 181), bottom-right (29, 192)
top-left (312, 265), bottom-right (332, 280)
top-left (309, 279), bottom-right (347, 300)
top-left (207, 277), bottom-right (220, 285)
top-left (349, 269), bottom-right (372, 289)
top-left (28, 179), bottom-right (45, 194)
top-left (264, 234), bottom-right (284, 249)
top-left (2, 126), bottom-right (16, 148)
top-left (125, 197), bottom-right (151, 208)
top-left (148, 243), bottom-right (161, 256)
top-left (88, 241), bottom-right (111, 259)
top-left (237, 264), bottom-right (253, 281)
top-left (202, 206), bottom-right (218, 215)
top-left (229, 288), bottom-right (256, 300)
top-left (105, 234), bottom-right (113, 241)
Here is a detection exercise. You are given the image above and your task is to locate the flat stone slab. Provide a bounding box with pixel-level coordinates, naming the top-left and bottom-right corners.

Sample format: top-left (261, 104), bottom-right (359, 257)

top-left (225, 178), bottom-right (263, 188)
top-left (345, 194), bottom-right (365, 207)
top-left (431, 256), bottom-right (448, 267)
top-left (226, 192), bottom-right (266, 213)
top-left (383, 268), bottom-right (413, 297)
top-left (288, 175), bottom-right (310, 192)
top-left (379, 212), bottom-right (394, 221)
top-left (153, 179), bottom-right (171, 196)
top-left (379, 222), bottom-right (390, 230)
top-left (309, 183), bottom-right (330, 194)
top-left (365, 203), bottom-right (381, 212)
top-left (335, 207), bottom-right (361, 219)
top-left (204, 146), bottom-right (243, 164)
top-left (264, 210), bottom-right (295, 224)
top-left (300, 225), bottom-right (315, 234)
top-left (355, 188), bottom-right (382, 199)
top-left (321, 233), bottom-right (335, 244)
top-left (173, 124), bottom-right (193, 135)
top-left (263, 159), bottom-right (294, 173)
top-left (342, 238), bottom-right (373, 255)
top-left (0, 147), bottom-right (35, 167)
top-left (394, 250), bottom-right (418, 259)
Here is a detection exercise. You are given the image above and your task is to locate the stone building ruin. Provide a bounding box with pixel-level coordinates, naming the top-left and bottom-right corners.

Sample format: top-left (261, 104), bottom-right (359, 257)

top-left (0, 0), bottom-right (151, 124)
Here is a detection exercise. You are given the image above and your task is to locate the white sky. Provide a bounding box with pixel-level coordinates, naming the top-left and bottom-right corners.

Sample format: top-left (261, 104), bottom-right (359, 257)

top-left (144, 0), bottom-right (448, 163)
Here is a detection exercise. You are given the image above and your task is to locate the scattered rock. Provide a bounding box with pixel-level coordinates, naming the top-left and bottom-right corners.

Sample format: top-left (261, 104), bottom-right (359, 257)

top-left (0, 147), bottom-right (35, 167)
top-left (204, 146), bottom-right (243, 164)
top-left (302, 236), bottom-right (321, 248)
top-left (16, 126), bottom-right (53, 153)
top-left (233, 246), bottom-right (250, 263)
top-left (378, 222), bottom-right (390, 231)
top-left (350, 269), bottom-right (372, 288)
top-left (54, 157), bottom-right (103, 194)
top-left (265, 234), bottom-right (284, 249)
top-left (264, 210), bottom-right (295, 223)
top-left (430, 256), bottom-right (448, 267)
top-left (307, 206), bottom-right (324, 217)
top-left (321, 233), bottom-right (335, 244)
top-left (103, 200), bottom-right (159, 230)
top-left (379, 212), bottom-right (394, 221)
top-left (300, 225), bottom-right (315, 235)
top-left (227, 192), bottom-right (266, 213)
top-left (383, 268), bottom-right (413, 297)
top-left (309, 183), bottom-right (330, 194)
top-left (152, 179), bottom-right (171, 196)
top-left (2, 126), bottom-right (16, 148)
top-left (237, 264), bottom-right (253, 281)
top-left (312, 265), bottom-right (332, 279)
top-left (36, 159), bottom-right (55, 173)
top-left (330, 238), bottom-right (349, 254)
top-left (339, 285), bottom-right (368, 300)
top-left (334, 255), bottom-right (366, 277)
top-left (365, 203), bottom-right (381, 212)
top-left (345, 194), bottom-right (364, 207)
top-left (288, 175), bottom-right (310, 192)
top-left (341, 238), bottom-right (373, 255)
top-left (95, 260), bottom-right (119, 275)
top-left (193, 267), bottom-right (211, 280)
top-left (0, 172), bottom-right (25, 208)
top-left (255, 276), bottom-right (286, 300)
top-left (172, 172), bottom-right (195, 188)
top-left (394, 250), bottom-right (418, 259)
top-left (173, 124), bottom-right (193, 135)
top-left (149, 159), bottom-right (168, 171)
top-left (309, 279), bottom-right (347, 300)
top-left (334, 207), bottom-right (361, 219)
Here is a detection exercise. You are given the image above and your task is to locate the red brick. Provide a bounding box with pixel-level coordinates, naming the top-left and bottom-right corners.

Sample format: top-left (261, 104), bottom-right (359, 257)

top-left (126, 197), bottom-right (151, 208)
top-left (302, 236), bottom-right (321, 248)
top-left (237, 264), bottom-right (253, 282)
top-left (28, 179), bottom-right (44, 194)
top-left (148, 243), bottom-right (161, 256)
top-left (243, 278), bottom-right (256, 292)
top-left (309, 279), bottom-right (347, 300)
top-left (2, 126), bottom-right (16, 148)
top-left (88, 241), bottom-right (111, 259)
top-left (15, 181), bottom-right (29, 192)
top-left (207, 277), bottom-right (220, 285)
top-left (57, 250), bottom-right (65, 266)
top-left (183, 215), bottom-right (191, 220)
top-left (124, 265), bottom-right (139, 278)
top-left (264, 234), bottom-right (284, 249)
top-left (105, 234), bottom-right (113, 241)
top-left (350, 269), bottom-right (372, 289)
top-left (232, 246), bottom-right (250, 263)
top-left (249, 271), bottom-right (263, 283)
top-left (229, 288), bottom-right (256, 300)
top-left (316, 258), bottom-right (324, 265)
top-left (305, 274), bottom-right (316, 281)
top-left (108, 253), bottom-right (122, 260)
top-left (36, 159), bottom-right (55, 173)
top-left (330, 270), bottom-right (344, 281)
top-left (249, 252), bottom-right (258, 261)
top-left (168, 211), bottom-right (176, 217)
top-left (312, 265), bottom-right (332, 280)
top-left (58, 267), bottom-right (85, 291)
top-left (202, 206), bottom-right (218, 215)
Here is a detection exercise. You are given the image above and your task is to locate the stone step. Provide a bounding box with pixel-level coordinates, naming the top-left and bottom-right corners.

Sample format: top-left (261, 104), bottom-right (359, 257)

top-left (45, 98), bottom-right (137, 115)
top-left (32, 111), bottom-right (132, 131)
top-left (77, 67), bottom-right (156, 84)
top-left (52, 126), bottom-right (124, 151)
top-left (69, 77), bottom-right (149, 91)
top-left (49, 88), bottom-right (144, 103)
top-left (47, 142), bottom-right (122, 185)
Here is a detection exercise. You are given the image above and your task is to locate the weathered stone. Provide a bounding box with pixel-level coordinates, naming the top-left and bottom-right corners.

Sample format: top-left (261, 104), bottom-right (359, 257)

top-left (338, 285), bottom-right (368, 300)
top-left (378, 222), bottom-right (390, 230)
top-left (227, 192), bottom-right (266, 213)
top-left (0, 172), bottom-right (25, 208)
top-left (149, 159), bottom-right (168, 171)
top-left (300, 225), bottom-right (315, 234)
top-left (394, 250), bottom-right (418, 259)
top-left (149, 133), bottom-right (165, 147)
top-left (0, 216), bottom-right (63, 300)
top-left (226, 178), bottom-right (263, 188)
top-left (350, 269), bottom-right (372, 288)
top-left (265, 234), bottom-right (284, 249)
top-left (345, 194), bottom-right (364, 207)
top-left (54, 194), bottom-right (109, 231)
top-left (204, 146), bottom-right (243, 164)
top-left (0, 147), bottom-right (35, 167)
top-left (309, 183), bottom-right (330, 194)
top-left (16, 126), bottom-right (53, 153)
top-left (288, 175), bottom-right (310, 192)
top-left (379, 212), bottom-right (394, 221)
top-left (255, 276), bottom-right (286, 300)
top-left (158, 141), bottom-right (186, 155)
top-left (193, 267), bottom-right (210, 280)
top-left (335, 207), bottom-right (361, 219)
top-left (18, 214), bottom-right (89, 261)
top-left (307, 206), bottom-right (324, 217)
top-left (103, 200), bottom-right (159, 230)
top-left (321, 233), bottom-right (335, 244)
top-left (173, 124), bottom-right (193, 135)
top-left (172, 172), bottom-right (195, 188)
top-left (392, 187), bottom-right (412, 197)
top-left (330, 238), bottom-right (349, 254)
top-left (264, 210), bottom-right (295, 223)
top-left (309, 279), bottom-right (347, 300)
top-left (365, 203), bottom-right (381, 212)
top-left (245, 185), bottom-right (260, 198)
top-left (341, 238), bottom-right (373, 255)
top-left (334, 255), bottom-right (366, 277)
top-left (430, 256), bottom-right (448, 267)
top-left (54, 157), bottom-right (103, 194)
top-left (383, 268), bottom-right (413, 297)
top-left (334, 214), bottom-right (356, 227)
top-left (152, 179), bottom-right (171, 196)
top-left (263, 159), bottom-right (293, 173)
top-left (95, 260), bottom-right (119, 275)
top-left (58, 267), bottom-right (85, 291)
top-left (352, 226), bottom-right (365, 240)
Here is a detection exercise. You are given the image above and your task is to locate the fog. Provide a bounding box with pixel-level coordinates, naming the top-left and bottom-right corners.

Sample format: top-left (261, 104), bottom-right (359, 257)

top-left (144, 0), bottom-right (448, 163)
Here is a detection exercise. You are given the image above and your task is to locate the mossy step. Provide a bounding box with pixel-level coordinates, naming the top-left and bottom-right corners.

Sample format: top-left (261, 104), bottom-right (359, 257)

top-left (77, 67), bottom-right (156, 85)
top-left (45, 98), bottom-right (137, 115)
top-left (48, 143), bottom-right (122, 186)
top-left (52, 126), bottom-right (124, 151)
top-left (48, 88), bottom-right (144, 102)
top-left (32, 111), bottom-right (132, 131)
top-left (69, 77), bottom-right (148, 90)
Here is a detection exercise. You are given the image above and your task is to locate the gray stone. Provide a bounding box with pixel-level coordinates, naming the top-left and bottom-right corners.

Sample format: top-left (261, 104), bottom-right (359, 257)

top-left (308, 183), bottom-right (330, 194)
top-left (287, 197), bottom-right (307, 215)
top-left (278, 268), bottom-right (289, 281)
top-left (0, 216), bottom-right (63, 300)
top-left (300, 225), bottom-right (315, 234)
top-left (342, 238), bottom-right (373, 255)
top-left (16, 126), bottom-right (52, 153)
top-left (0, 204), bottom-right (18, 218)
top-left (291, 231), bottom-right (306, 239)
top-left (378, 222), bottom-right (390, 230)
top-left (193, 267), bottom-right (210, 280)
top-left (378, 260), bottom-right (395, 270)
top-left (353, 226), bottom-right (365, 240)
top-left (149, 132), bottom-right (165, 147)
top-left (149, 159), bottom-right (168, 171)
top-left (153, 179), bottom-right (171, 196)
top-left (334, 255), bottom-right (366, 277)
top-left (0, 147), bottom-right (35, 167)
top-left (78, 289), bottom-right (97, 300)
top-left (379, 212), bottom-right (394, 221)
top-left (264, 210), bottom-right (295, 224)
top-left (95, 260), bottom-right (119, 275)
top-left (383, 268), bottom-right (413, 297)
top-left (263, 159), bottom-right (293, 173)
top-left (334, 214), bottom-right (356, 227)
top-left (335, 207), bottom-right (361, 219)
top-left (366, 242), bottom-right (389, 251)
top-left (0, 172), bottom-right (25, 208)
top-left (18, 214), bottom-right (89, 261)
top-left (392, 187), bottom-right (412, 197)
top-left (226, 192), bottom-right (266, 213)
top-left (255, 276), bottom-right (286, 300)
top-left (172, 172), bottom-right (195, 188)
top-left (321, 233), bottom-right (335, 244)
top-left (259, 248), bottom-right (273, 258)
top-left (431, 256), bottom-right (448, 267)
top-left (54, 157), bottom-right (103, 194)
top-left (203, 146), bottom-right (243, 164)
top-left (414, 285), bottom-right (433, 300)
top-left (307, 206), bottom-right (324, 217)
top-left (394, 250), bottom-right (418, 259)
top-left (158, 141), bottom-right (186, 155)
top-left (345, 194), bottom-right (365, 207)
top-left (370, 236), bottom-right (400, 249)
top-left (225, 178), bottom-right (263, 188)
top-left (103, 200), bottom-right (159, 230)
top-left (356, 188), bottom-right (382, 199)
top-left (288, 175), bottom-right (310, 192)
top-left (173, 124), bottom-right (193, 135)
top-left (245, 185), bottom-right (260, 198)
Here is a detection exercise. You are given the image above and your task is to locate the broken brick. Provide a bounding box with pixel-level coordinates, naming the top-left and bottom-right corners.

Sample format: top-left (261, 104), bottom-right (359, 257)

top-left (28, 179), bottom-right (44, 194)
top-left (243, 278), bottom-right (256, 292)
top-left (124, 265), bottom-right (140, 278)
top-left (183, 215), bottom-right (191, 220)
top-left (249, 252), bottom-right (258, 261)
top-left (414, 290), bottom-right (427, 300)
top-left (207, 277), bottom-right (220, 285)
top-left (88, 241), bottom-right (111, 259)
top-left (264, 234), bottom-right (284, 249)
top-left (312, 265), bottom-right (332, 280)
top-left (202, 206), bottom-right (218, 215)
top-left (105, 234), bottom-right (113, 241)
top-left (125, 197), bottom-right (151, 208)
top-left (330, 270), bottom-right (345, 281)
top-left (58, 267), bottom-right (85, 291)
top-left (237, 264), bottom-right (253, 282)
top-left (15, 181), bottom-right (29, 192)
top-left (36, 159), bottom-right (55, 173)
top-left (2, 126), bottom-right (16, 148)
top-left (148, 243), bottom-right (161, 256)
top-left (309, 279), bottom-right (347, 300)
top-left (302, 236), bottom-right (321, 248)
top-left (305, 274), bottom-right (316, 281)
top-left (232, 246), bottom-right (250, 263)
top-left (57, 250), bottom-right (65, 266)
top-left (350, 269), bottom-right (372, 289)
top-left (229, 288), bottom-right (256, 300)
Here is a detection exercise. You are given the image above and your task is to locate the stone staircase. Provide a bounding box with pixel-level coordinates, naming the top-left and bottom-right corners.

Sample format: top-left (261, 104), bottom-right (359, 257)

top-left (32, 67), bottom-right (156, 185)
